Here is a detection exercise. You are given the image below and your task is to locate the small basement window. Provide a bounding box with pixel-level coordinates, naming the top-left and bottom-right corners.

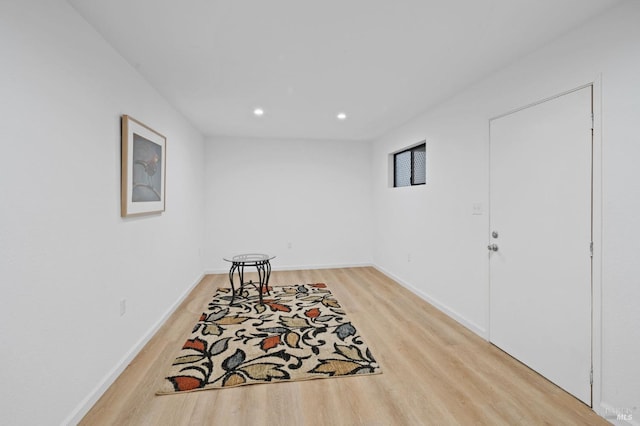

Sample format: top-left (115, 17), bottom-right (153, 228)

top-left (393, 142), bottom-right (426, 187)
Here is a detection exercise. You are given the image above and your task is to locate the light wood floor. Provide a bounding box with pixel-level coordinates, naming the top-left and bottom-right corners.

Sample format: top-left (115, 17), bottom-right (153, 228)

top-left (80, 267), bottom-right (607, 425)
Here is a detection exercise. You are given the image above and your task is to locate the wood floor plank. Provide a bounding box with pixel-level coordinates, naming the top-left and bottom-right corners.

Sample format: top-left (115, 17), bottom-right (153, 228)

top-left (79, 267), bottom-right (607, 425)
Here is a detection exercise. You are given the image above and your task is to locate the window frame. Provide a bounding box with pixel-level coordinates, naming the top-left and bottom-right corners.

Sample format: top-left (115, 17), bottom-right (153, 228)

top-left (393, 142), bottom-right (426, 188)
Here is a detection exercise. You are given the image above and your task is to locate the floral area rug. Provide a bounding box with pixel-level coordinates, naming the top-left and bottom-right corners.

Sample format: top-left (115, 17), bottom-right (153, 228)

top-left (157, 282), bottom-right (381, 394)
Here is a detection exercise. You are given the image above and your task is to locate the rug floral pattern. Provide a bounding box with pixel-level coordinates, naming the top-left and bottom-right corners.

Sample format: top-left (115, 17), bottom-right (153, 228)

top-left (158, 283), bottom-right (381, 394)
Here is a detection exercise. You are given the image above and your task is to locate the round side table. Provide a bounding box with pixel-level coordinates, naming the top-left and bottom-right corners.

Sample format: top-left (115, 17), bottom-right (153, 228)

top-left (223, 253), bottom-right (275, 305)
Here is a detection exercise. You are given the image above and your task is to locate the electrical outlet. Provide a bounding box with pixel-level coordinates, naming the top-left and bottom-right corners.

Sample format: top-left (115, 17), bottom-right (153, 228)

top-left (407, 254), bottom-right (412, 262)
top-left (120, 299), bottom-right (126, 316)
top-left (287, 242), bottom-right (292, 249)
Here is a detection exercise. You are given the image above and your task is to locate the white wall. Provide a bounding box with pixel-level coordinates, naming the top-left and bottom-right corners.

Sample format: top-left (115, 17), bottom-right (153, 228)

top-left (2, 0), bottom-right (637, 424)
top-left (372, 0), bottom-right (640, 421)
top-left (204, 136), bottom-right (373, 272)
top-left (0, 1), bottom-right (205, 424)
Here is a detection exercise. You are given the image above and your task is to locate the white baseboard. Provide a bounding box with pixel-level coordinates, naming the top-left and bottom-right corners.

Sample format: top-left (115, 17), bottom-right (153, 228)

top-left (204, 262), bottom-right (373, 275)
top-left (61, 272), bottom-right (205, 426)
top-left (372, 265), bottom-right (632, 425)
top-left (61, 263), bottom-right (506, 425)
top-left (371, 265), bottom-right (488, 339)
top-left (63, 264), bottom-right (621, 425)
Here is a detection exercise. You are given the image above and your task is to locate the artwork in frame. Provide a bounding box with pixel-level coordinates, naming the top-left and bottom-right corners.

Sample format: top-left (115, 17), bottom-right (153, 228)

top-left (121, 115), bottom-right (166, 217)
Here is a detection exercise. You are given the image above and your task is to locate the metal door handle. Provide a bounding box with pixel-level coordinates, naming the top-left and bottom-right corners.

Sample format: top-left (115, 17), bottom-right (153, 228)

top-left (488, 244), bottom-right (499, 252)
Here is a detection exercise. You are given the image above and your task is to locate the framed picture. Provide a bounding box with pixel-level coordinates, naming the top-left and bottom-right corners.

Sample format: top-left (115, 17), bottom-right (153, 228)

top-left (121, 115), bottom-right (166, 217)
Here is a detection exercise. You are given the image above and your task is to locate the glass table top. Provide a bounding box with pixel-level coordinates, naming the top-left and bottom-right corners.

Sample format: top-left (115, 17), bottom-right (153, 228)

top-left (223, 253), bottom-right (275, 263)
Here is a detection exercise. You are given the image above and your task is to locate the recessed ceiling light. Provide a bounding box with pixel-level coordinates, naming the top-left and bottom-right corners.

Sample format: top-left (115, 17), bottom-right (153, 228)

top-left (337, 112), bottom-right (347, 120)
top-left (253, 108), bottom-right (264, 116)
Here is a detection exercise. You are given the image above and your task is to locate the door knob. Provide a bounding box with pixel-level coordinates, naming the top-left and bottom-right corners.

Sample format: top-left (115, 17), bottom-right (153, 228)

top-left (488, 244), bottom-right (499, 252)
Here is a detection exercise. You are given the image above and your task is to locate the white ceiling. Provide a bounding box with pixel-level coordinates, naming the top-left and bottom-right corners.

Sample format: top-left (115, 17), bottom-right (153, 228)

top-left (68, 0), bottom-right (622, 141)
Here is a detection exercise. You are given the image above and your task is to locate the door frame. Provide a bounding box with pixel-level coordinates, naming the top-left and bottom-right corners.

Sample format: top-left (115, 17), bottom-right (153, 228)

top-left (486, 77), bottom-right (603, 410)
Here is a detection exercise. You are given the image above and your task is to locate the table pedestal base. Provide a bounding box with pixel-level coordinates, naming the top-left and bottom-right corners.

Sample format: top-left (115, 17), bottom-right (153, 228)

top-left (227, 258), bottom-right (272, 305)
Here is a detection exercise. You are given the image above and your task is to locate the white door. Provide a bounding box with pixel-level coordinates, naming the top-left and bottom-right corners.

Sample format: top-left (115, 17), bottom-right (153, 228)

top-left (489, 86), bottom-right (592, 405)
